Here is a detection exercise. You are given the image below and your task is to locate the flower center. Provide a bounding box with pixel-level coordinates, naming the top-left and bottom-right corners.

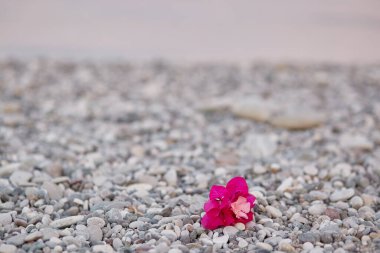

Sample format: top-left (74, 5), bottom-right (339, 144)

top-left (231, 196), bottom-right (250, 219)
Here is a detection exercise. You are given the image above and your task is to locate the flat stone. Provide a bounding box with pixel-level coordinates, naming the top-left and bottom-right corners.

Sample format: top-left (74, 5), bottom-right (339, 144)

top-left (213, 234), bottom-right (229, 245)
top-left (164, 168), bottom-right (178, 186)
top-left (6, 234), bottom-right (26, 246)
top-left (256, 242), bottom-right (273, 251)
top-left (0, 244), bottom-right (17, 253)
top-left (298, 232), bottom-right (319, 244)
top-left (234, 222), bottom-right (245, 230)
top-left (277, 177), bottom-right (293, 192)
top-left (9, 171), bottom-right (32, 186)
top-left (330, 188), bottom-right (355, 202)
top-left (161, 230), bottom-right (178, 241)
top-left (41, 228), bottom-right (60, 240)
top-left (87, 217), bottom-right (106, 227)
top-left (266, 206), bottom-right (282, 218)
top-left (42, 181), bottom-right (63, 200)
top-left (223, 226), bottom-right (239, 236)
top-left (0, 163), bottom-right (20, 177)
top-left (93, 244), bottom-right (114, 253)
top-left (25, 231), bottom-right (43, 242)
top-left (129, 220), bottom-right (144, 229)
top-left (0, 212), bottom-right (12, 225)
top-left (308, 204), bottom-right (327, 216)
top-left (231, 98), bottom-right (274, 122)
top-left (50, 215), bottom-right (84, 228)
top-left (349, 196), bottom-right (363, 209)
top-left (270, 111), bottom-right (325, 130)
top-left (126, 183), bottom-right (152, 197)
top-left (88, 225), bottom-right (103, 242)
top-left (112, 237), bottom-right (123, 249)
top-left (238, 238), bottom-right (248, 248)
top-left (304, 165), bottom-right (318, 176)
top-left (339, 134), bottom-right (373, 151)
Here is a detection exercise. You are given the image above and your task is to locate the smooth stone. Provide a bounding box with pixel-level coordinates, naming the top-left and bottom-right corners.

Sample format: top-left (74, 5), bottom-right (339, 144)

top-left (168, 249), bottom-right (182, 253)
top-left (42, 181), bottom-right (63, 200)
top-left (270, 111), bottom-right (325, 130)
top-left (126, 183), bottom-right (152, 197)
top-left (339, 134), bottom-right (373, 151)
top-left (303, 242), bottom-right (314, 250)
top-left (238, 238), bottom-right (248, 248)
top-left (358, 206), bottom-right (375, 220)
top-left (231, 98), bottom-right (274, 122)
top-left (308, 204), bottom-right (327, 216)
top-left (213, 234), bottom-right (229, 245)
top-left (0, 244), bottom-right (17, 253)
top-left (9, 171), bottom-right (32, 186)
top-left (253, 165), bottom-right (267, 174)
top-left (25, 231), bottom-right (43, 242)
top-left (164, 168), bottom-right (178, 186)
top-left (129, 220), bottom-right (144, 229)
top-left (87, 217), bottom-right (106, 227)
top-left (93, 244), bottom-right (114, 253)
top-left (256, 242), bottom-right (273, 251)
top-left (349, 196), bottom-right (363, 209)
top-left (112, 238), bottom-right (123, 249)
top-left (88, 225), bottom-right (103, 242)
top-left (330, 189), bottom-right (355, 202)
top-left (277, 177), bottom-right (293, 192)
top-left (223, 226), bottom-right (239, 236)
top-left (50, 215), bottom-right (84, 228)
top-left (244, 133), bottom-right (278, 159)
top-left (0, 163), bottom-right (20, 177)
top-left (234, 222), bottom-right (245, 230)
top-left (304, 165), bottom-right (318, 176)
top-left (6, 234), bottom-right (26, 246)
top-left (266, 206), bottom-right (282, 218)
top-left (41, 228), bottom-right (60, 240)
top-left (0, 212), bottom-right (12, 225)
top-left (298, 232), bottom-right (319, 244)
top-left (161, 230), bottom-right (178, 241)
top-left (279, 242), bottom-right (296, 253)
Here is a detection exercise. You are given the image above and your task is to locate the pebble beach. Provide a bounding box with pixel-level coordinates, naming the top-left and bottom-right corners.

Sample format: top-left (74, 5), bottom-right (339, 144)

top-left (0, 59), bottom-right (379, 252)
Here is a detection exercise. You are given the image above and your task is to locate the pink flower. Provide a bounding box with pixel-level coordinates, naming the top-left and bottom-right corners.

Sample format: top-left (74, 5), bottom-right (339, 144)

top-left (201, 177), bottom-right (256, 230)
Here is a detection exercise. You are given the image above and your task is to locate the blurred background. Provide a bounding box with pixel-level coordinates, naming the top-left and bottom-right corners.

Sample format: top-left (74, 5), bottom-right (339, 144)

top-left (1, 0), bottom-right (380, 63)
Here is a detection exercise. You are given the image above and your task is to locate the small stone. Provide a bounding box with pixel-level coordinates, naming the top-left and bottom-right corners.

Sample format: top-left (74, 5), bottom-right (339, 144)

top-left (129, 220), bottom-right (144, 229)
top-left (168, 249), bottom-right (182, 253)
top-left (25, 231), bottom-right (43, 242)
top-left (304, 165), bottom-right (318, 176)
top-left (112, 238), bottom-right (123, 249)
top-left (330, 189), bottom-right (355, 202)
top-left (0, 244), bottom-right (17, 253)
top-left (349, 196), bottom-right (363, 209)
top-left (93, 244), bottom-right (114, 253)
top-left (126, 183), bottom-right (152, 197)
top-left (42, 181), bottom-right (63, 200)
top-left (164, 168), bottom-right (178, 186)
top-left (266, 206), bottom-right (282, 218)
top-left (50, 215), bottom-right (84, 228)
top-left (6, 234), bottom-right (26, 246)
top-left (298, 232), bottom-right (319, 244)
top-left (231, 98), bottom-right (274, 122)
top-left (161, 230), bottom-right (178, 241)
top-left (358, 206), bottom-right (375, 220)
top-left (339, 134), bottom-right (373, 151)
top-left (256, 242), bottom-right (273, 251)
top-left (320, 233), bottom-right (333, 244)
top-left (41, 228), bottom-right (60, 240)
top-left (0, 212), bottom-right (12, 225)
top-left (279, 242), bottom-right (296, 253)
top-left (308, 204), bottom-right (327, 216)
top-left (10, 171), bottom-right (32, 186)
top-left (238, 238), bottom-right (248, 248)
top-left (88, 225), bottom-right (103, 242)
top-left (234, 222), bottom-right (245, 230)
top-left (244, 133), bottom-right (278, 159)
top-left (325, 208), bottom-right (341, 220)
top-left (303, 242), bottom-right (314, 250)
top-left (277, 177), bottom-right (293, 192)
top-left (253, 165), bottom-right (267, 174)
top-left (87, 217), bottom-right (106, 227)
top-left (270, 111), bottom-right (325, 130)
top-left (223, 226), bottom-right (239, 236)
top-left (213, 234), bottom-right (229, 245)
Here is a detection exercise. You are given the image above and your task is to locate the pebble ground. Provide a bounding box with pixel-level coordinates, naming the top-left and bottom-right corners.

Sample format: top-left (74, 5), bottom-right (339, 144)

top-left (0, 60), bottom-right (379, 252)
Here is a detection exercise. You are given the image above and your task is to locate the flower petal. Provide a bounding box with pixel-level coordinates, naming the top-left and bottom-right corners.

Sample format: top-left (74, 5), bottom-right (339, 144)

top-left (209, 185), bottom-right (227, 200)
top-left (201, 212), bottom-right (224, 230)
top-left (246, 194), bottom-right (256, 208)
top-left (235, 210), bottom-right (254, 224)
top-left (204, 199), bottom-right (219, 212)
top-left (226, 177), bottom-right (249, 199)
